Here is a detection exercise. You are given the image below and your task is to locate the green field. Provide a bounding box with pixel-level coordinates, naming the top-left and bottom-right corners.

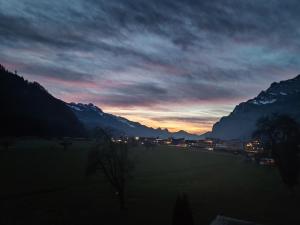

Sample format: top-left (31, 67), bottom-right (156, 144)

top-left (1, 139), bottom-right (299, 225)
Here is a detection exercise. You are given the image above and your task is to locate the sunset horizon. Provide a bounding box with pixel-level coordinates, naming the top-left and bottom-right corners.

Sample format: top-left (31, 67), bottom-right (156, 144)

top-left (2, 63), bottom-right (298, 134)
top-left (2, 0), bottom-right (300, 135)
top-left (1, 1), bottom-right (300, 225)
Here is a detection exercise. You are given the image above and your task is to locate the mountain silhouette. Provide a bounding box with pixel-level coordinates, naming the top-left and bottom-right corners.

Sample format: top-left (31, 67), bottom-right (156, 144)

top-left (211, 75), bottom-right (300, 140)
top-left (68, 102), bottom-right (202, 139)
top-left (0, 65), bottom-right (86, 137)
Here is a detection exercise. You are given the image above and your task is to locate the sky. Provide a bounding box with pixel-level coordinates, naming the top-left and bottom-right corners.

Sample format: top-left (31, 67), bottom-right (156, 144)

top-left (1, 0), bottom-right (300, 134)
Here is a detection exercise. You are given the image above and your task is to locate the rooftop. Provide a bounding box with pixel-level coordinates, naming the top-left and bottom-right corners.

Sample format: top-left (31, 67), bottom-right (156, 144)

top-left (210, 215), bottom-right (263, 225)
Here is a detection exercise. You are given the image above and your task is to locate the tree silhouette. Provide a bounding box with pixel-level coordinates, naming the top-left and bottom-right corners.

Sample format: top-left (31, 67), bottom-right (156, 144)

top-left (0, 64), bottom-right (86, 138)
top-left (172, 193), bottom-right (194, 225)
top-left (0, 64), bottom-right (6, 72)
top-left (253, 114), bottom-right (300, 192)
top-left (86, 128), bottom-right (134, 210)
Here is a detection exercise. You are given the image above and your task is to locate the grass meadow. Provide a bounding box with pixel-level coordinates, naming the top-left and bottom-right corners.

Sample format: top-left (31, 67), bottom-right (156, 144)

top-left (0, 139), bottom-right (299, 225)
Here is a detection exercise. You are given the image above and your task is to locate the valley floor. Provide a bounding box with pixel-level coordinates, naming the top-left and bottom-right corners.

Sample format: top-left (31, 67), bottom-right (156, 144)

top-left (0, 139), bottom-right (299, 225)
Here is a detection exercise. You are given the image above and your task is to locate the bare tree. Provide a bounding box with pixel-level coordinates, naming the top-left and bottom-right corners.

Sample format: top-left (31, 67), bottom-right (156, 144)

top-left (86, 128), bottom-right (134, 210)
top-left (253, 114), bottom-right (300, 193)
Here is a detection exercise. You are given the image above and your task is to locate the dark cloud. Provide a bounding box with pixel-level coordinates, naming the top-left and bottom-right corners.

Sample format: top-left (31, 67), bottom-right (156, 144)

top-left (94, 83), bottom-right (168, 107)
top-left (1, 0), bottom-right (300, 113)
top-left (0, 13), bottom-right (86, 49)
top-left (90, 80), bottom-right (241, 108)
top-left (0, 56), bottom-right (94, 82)
top-left (22, 64), bottom-right (94, 82)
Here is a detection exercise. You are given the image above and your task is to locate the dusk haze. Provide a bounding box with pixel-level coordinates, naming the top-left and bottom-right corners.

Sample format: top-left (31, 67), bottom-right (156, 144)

top-left (1, 1), bottom-right (300, 225)
top-left (2, 0), bottom-right (300, 134)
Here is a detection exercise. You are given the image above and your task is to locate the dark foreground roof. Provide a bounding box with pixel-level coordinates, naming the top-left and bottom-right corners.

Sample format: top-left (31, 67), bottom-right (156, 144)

top-left (210, 215), bottom-right (263, 225)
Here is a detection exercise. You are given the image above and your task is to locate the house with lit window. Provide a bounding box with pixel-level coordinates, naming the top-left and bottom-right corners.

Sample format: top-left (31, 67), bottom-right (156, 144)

top-left (244, 140), bottom-right (264, 153)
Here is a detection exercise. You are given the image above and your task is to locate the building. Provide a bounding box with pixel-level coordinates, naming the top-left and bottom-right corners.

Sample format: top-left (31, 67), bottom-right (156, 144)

top-left (244, 140), bottom-right (264, 153)
top-left (259, 157), bottom-right (276, 166)
top-left (214, 139), bottom-right (244, 152)
top-left (210, 215), bottom-right (263, 225)
top-left (155, 138), bottom-right (168, 145)
top-left (171, 138), bottom-right (186, 147)
top-left (190, 139), bottom-right (214, 151)
top-left (138, 137), bottom-right (157, 145)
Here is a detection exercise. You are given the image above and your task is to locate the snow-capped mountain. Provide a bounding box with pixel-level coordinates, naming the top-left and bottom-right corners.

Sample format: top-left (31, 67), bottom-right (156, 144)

top-left (210, 74), bottom-right (300, 140)
top-left (68, 102), bottom-right (202, 140)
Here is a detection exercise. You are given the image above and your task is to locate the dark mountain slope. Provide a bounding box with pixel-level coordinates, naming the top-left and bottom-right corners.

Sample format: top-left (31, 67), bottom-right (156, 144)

top-left (0, 65), bottom-right (86, 137)
top-left (211, 74), bottom-right (300, 140)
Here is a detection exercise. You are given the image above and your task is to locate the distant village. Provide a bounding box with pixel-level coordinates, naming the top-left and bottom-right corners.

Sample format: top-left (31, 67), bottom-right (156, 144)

top-left (112, 136), bottom-right (276, 166)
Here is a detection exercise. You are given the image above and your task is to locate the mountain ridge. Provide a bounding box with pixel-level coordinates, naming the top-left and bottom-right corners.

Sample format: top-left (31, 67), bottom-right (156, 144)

top-left (210, 74), bottom-right (300, 140)
top-left (68, 102), bottom-right (203, 140)
top-left (0, 65), bottom-right (86, 137)
top-left (0, 63), bottom-right (203, 139)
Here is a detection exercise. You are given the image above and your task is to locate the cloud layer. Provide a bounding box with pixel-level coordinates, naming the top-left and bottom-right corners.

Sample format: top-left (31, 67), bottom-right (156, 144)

top-left (1, 0), bottom-right (300, 133)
